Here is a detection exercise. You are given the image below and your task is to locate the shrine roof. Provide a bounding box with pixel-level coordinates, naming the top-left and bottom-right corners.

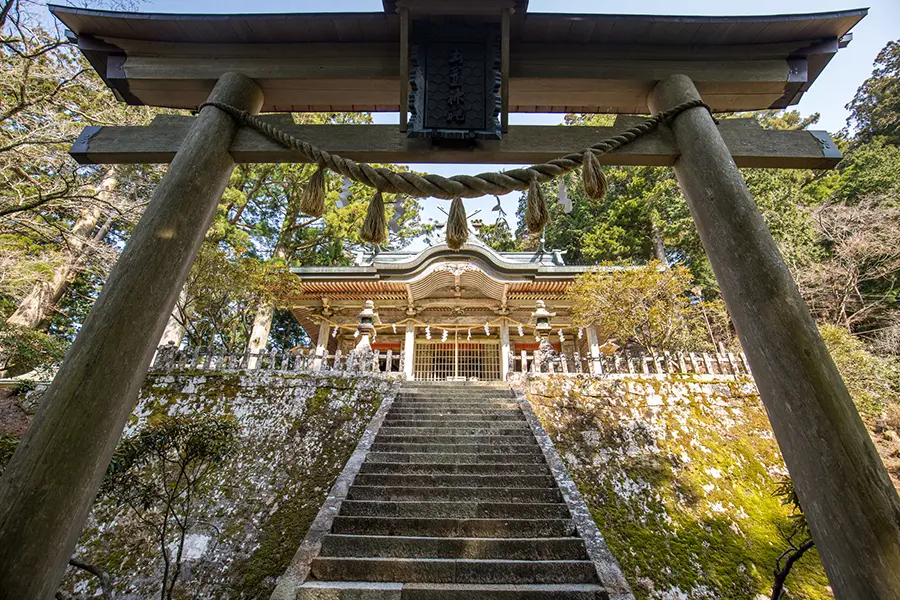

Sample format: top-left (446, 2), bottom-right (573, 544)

top-left (50, 4), bottom-right (865, 113)
top-left (50, 5), bottom-right (864, 47)
top-left (291, 243), bottom-right (592, 284)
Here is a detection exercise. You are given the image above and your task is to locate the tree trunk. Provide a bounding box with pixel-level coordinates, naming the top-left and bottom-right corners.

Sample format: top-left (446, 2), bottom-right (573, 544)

top-left (6, 171), bottom-right (118, 329)
top-left (651, 220), bottom-right (668, 266)
top-left (247, 301), bottom-right (275, 365)
top-left (158, 287), bottom-right (189, 348)
top-left (245, 183), bottom-right (302, 361)
top-left (246, 243), bottom-right (289, 365)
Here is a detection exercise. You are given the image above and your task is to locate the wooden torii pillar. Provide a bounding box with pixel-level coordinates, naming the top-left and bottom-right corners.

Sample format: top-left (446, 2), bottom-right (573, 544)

top-left (649, 74), bottom-right (900, 597)
top-left (0, 72), bottom-right (263, 600)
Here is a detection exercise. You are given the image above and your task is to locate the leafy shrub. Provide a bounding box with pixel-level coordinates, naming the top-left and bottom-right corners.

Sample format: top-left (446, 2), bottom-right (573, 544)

top-left (101, 415), bottom-right (240, 600)
top-left (819, 324), bottom-right (900, 418)
top-left (0, 322), bottom-right (67, 377)
top-left (568, 261), bottom-right (716, 356)
top-left (0, 434), bottom-right (20, 475)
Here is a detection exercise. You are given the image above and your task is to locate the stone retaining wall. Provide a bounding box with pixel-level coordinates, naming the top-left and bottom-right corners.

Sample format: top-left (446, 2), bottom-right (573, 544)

top-left (514, 375), bottom-right (833, 600)
top-left (58, 371), bottom-right (397, 600)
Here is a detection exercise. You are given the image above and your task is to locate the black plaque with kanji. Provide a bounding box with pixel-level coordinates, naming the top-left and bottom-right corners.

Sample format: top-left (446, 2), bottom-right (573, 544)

top-left (408, 22), bottom-right (501, 141)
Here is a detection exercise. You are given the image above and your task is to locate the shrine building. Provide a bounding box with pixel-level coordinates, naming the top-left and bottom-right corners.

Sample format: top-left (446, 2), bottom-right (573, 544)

top-left (286, 235), bottom-right (607, 381)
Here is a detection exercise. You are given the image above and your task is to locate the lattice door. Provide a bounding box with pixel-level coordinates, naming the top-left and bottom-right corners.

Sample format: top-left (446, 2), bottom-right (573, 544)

top-left (414, 338), bottom-right (501, 381)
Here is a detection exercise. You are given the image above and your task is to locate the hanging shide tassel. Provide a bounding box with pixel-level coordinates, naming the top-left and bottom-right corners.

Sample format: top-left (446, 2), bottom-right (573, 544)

top-left (582, 150), bottom-right (608, 201)
top-left (299, 166), bottom-right (327, 217)
top-left (445, 197), bottom-right (469, 249)
top-left (558, 176), bottom-right (572, 214)
top-left (360, 190), bottom-right (388, 245)
top-left (524, 178), bottom-right (550, 234)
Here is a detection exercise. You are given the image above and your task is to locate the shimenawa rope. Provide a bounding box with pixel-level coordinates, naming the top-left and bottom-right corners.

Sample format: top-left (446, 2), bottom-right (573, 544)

top-left (198, 99), bottom-right (709, 200)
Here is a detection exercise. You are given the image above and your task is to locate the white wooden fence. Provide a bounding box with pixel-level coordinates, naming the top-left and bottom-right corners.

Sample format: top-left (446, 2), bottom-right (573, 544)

top-left (152, 343), bottom-right (751, 379)
top-left (151, 343), bottom-right (403, 375)
top-left (513, 349), bottom-right (751, 377)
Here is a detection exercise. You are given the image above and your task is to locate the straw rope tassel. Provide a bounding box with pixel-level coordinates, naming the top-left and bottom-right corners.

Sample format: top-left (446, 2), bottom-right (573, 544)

top-left (360, 190), bottom-right (388, 245)
top-left (582, 149), bottom-right (608, 201)
top-left (299, 166), bottom-right (327, 217)
top-left (445, 197), bottom-right (469, 249)
top-left (525, 178), bottom-right (550, 234)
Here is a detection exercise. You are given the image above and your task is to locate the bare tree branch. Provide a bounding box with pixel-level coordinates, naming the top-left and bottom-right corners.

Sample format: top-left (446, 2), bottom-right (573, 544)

top-left (67, 557), bottom-right (115, 600)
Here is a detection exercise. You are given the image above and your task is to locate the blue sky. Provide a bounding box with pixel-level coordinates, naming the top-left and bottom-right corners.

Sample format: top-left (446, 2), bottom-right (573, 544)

top-left (130, 0), bottom-right (899, 243)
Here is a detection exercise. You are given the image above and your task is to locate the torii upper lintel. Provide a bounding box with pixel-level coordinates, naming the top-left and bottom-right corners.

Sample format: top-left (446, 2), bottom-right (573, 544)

top-left (49, 3), bottom-right (864, 115)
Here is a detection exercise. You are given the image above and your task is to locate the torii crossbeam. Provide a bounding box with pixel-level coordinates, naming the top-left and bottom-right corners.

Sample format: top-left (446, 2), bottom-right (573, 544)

top-left (1, 3), bottom-right (898, 600)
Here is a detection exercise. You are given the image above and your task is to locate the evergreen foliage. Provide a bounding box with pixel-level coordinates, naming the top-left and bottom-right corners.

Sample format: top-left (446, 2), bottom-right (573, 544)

top-left (847, 40), bottom-right (900, 144)
top-left (101, 415), bottom-right (241, 600)
top-left (568, 261), bottom-right (716, 357)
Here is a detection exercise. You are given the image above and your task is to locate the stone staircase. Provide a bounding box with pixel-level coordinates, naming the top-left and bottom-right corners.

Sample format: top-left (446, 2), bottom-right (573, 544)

top-left (296, 382), bottom-right (610, 599)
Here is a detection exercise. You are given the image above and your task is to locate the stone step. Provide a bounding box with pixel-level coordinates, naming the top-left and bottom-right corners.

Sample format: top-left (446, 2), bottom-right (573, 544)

top-left (319, 534), bottom-right (589, 560)
top-left (399, 388), bottom-right (513, 394)
top-left (369, 443), bottom-right (543, 455)
top-left (380, 420), bottom-right (530, 429)
top-left (390, 402), bottom-right (521, 410)
top-left (374, 434), bottom-right (536, 446)
top-left (297, 581), bottom-right (609, 600)
top-left (346, 486), bottom-right (562, 503)
top-left (397, 391), bottom-right (513, 397)
top-left (353, 473), bottom-right (556, 488)
top-left (331, 516), bottom-right (576, 538)
top-left (397, 390), bottom-right (516, 400)
top-left (387, 408), bottom-right (523, 416)
top-left (384, 413), bottom-right (525, 423)
top-left (358, 462), bottom-right (550, 476)
top-left (397, 393), bottom-right (514, 399)
top-left (367, 452), bottom-right (546, 465)
top-left (378, 427), bottom-right (532, 436)
top-left (339, 501), bottom-right (570, 519)
top-left (309, 557), bottom-right (599, 584)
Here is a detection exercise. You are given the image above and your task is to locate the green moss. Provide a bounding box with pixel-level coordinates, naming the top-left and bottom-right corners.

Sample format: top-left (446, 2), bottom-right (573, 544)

top-left (0, 434), bottom-right (20, 474)
top-left (61, 373), bottom-right (389, 600)
top-left (229, 385), bottom-right (383, 599)
top-left (527, 376), bottom-right (832, 600)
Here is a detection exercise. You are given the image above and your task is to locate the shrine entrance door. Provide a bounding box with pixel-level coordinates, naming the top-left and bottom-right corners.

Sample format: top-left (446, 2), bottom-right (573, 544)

top-left (413, 330), bottom-right (501, 381)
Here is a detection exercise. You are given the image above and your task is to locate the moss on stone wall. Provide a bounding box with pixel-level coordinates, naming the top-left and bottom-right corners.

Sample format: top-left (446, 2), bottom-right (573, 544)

top-left (58, 371), bottom-right (395, 600)
top-left (519, 375), bottom-right (832, 600)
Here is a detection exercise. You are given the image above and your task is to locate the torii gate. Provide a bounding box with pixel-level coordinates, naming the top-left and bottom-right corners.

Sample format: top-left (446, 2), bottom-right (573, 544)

top-left (1, 2), bottom-right (898, 599)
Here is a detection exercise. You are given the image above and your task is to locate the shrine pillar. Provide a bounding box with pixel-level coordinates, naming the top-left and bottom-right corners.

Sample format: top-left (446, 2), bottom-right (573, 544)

top-left (499, 321), bottom-right (511, 380)
top-left (403, 322), bottom-right (415, 380)
top-left (649, 74), bottom-right (900, 598)
top-left (0, 72), bottom-right (264, 599)
top-left (312, 320), bottom-right (330, 371)
top-left (586, 326), bottom-right (602, 375)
